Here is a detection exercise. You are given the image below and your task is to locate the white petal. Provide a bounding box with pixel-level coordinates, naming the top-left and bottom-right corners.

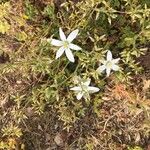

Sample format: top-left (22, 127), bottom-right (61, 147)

top-left (88, 86), bottom-right (100, 93)
top-left (65, 49), bottom-right (75, 62)
top-left (69, 43), bottom-right (81, 50)
top-left (112, 58), bottom-right (120, 63)
top-left (106, 68), bottom-right (111, 77)
top-left (67, 29), bottom-right (79, 42)
top-left (97, 65), bottom-right (106, 73)
top-left (46, 38), bottom-right (51, 42)
top-left (59, 28), bottom-right (66, 41)
top-left (84, 79), bottom-right (91, 86)
top-left (83, 93), bottom-right (90, 100)
top-left (56, 47), bottom-right (65, 59)
top-left (76, 92), bottom-right (83, 100)
top-left (70, 86), bottom-right (81, 91)
top-left (107, 50), bottom-right (112, 61)
top-left (112, 65), bottom-right (119, 71)
top-left (51, 39), bottom-right (63, 46)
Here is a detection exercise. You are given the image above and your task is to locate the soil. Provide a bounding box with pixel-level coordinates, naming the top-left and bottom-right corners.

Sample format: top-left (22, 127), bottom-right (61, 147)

top-left (138, 50), bottom-right (150, 79)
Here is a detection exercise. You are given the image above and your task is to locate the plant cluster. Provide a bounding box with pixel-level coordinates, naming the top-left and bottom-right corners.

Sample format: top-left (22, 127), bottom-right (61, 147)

top-left (0, 0), bottom-right (150, 149)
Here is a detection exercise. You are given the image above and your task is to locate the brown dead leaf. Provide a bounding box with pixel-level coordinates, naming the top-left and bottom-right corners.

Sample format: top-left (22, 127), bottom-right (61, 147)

top-left (110, 84), bottom-right (135, 103)
top-left (25, 107), bottom-right (34, 117)
top-left (147, 145), bottom-right (150, 150)
top-left (143, 79), bottom-right (150, 91)
top-left (135, 132), bottom-right (141, 143)
top-left (54, 132), bottom-right (64, 147)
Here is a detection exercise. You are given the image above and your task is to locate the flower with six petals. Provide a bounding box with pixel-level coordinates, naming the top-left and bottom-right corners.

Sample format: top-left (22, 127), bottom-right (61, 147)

top-left (70, 78), bottom-right (100, 100)
top-left (97, 50), bottom-right (120, 77)
top-left (50, 28), bottom-right (81, 62)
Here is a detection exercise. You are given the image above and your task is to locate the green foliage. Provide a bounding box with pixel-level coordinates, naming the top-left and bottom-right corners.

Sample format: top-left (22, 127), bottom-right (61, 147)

top-left (128, 146), bottom-right (143, 150)
top-left (24, 0), bottom-right (38, 20)
top-left (0, 2), bottom-right (11, 34)
top-left (0, 0), bottom-right (150, 149)
top-left (0, 20), bottom-right (10, 34)
top-left (2, 125), bottom-right (22, 138)
top-left (43, 4), bottom-right (55, 19)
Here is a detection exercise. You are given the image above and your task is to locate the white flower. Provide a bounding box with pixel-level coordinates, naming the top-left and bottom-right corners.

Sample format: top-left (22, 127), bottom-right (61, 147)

top-left (70, 78), bottom-right (100, 100)
top-left (50, 28), bottom-right (82, 62)
top-left (97, 50), bottom-right (120, 77)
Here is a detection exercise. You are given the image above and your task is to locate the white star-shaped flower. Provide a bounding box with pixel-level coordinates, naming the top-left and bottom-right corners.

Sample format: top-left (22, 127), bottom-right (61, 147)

top-left (70, 78), bottom-right (100, 100)
top-left (97, 50), bottom-right (120, 77)
top-left (50, 28), bottom-right (82, 62)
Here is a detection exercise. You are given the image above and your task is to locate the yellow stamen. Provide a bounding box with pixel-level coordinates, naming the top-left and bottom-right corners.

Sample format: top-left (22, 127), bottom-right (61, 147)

top-left (63, 41), bottom-right (69, 48)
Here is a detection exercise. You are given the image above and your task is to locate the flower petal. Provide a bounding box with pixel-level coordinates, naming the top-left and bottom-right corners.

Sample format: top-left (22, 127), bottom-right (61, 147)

top-left (67, 29), bottom-right (79, 42)
top-left (59, 28), bottom-right (66, 41)
top-left (107, 50), bottom-right (112, 61)
top-left (88, 86), bottom-right (100, 93)
top-left (97, 65), bottom-right (106, 73)
top-left (83, 93), bottom-right (90, 100)
top-left (65, 48), bottom-right (75, 62)
top-left (51, 39), bottom-right (63, 46)
top-left (112, 64), bottom-right (119, 71)
top-left (112, 58), bottom-right (120, 63)
top-left (69, 43), bottom-right (81, 50)
top-left (84, 79), bottom-right (91, 86)
top-left (70, 86), bottom-right (81, 91)
top-left (106, 68), bottom-right (111, 77)
top-left (76, 92), bottom-right (83, 100)
top-left (56, 47), bottom-right (65, 59)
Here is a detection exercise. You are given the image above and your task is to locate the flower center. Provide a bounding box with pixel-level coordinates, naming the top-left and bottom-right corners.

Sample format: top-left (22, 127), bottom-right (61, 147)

top-left (106, 61), bottom-right (113, 68)
top-left (80, 83), bottom-right (89, 93)
top-left (63, 41), bottom-right (69, 48)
